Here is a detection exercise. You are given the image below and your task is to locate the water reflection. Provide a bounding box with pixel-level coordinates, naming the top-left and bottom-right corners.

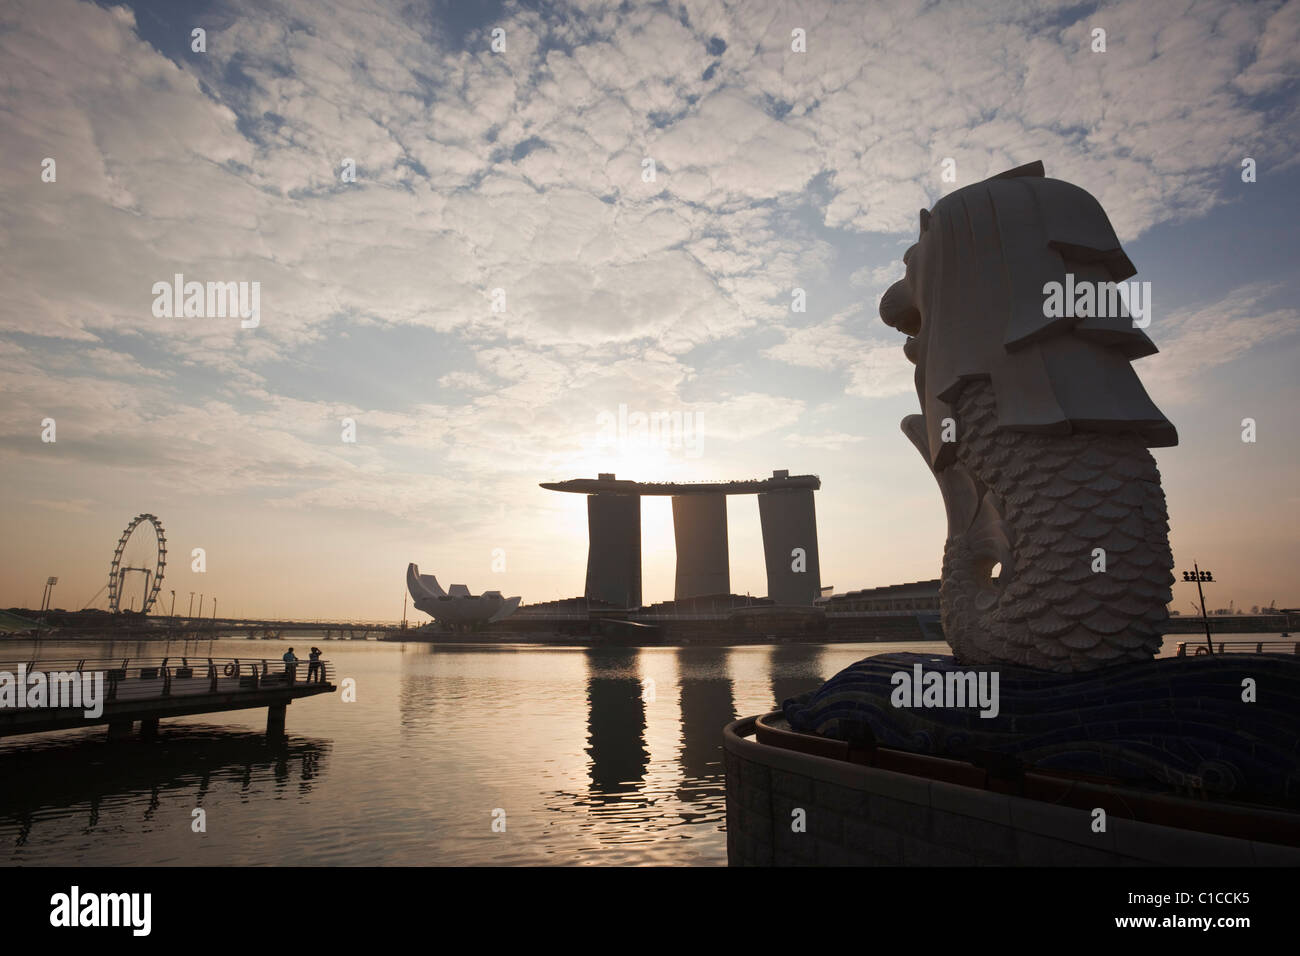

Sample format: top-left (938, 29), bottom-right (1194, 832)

top-left (584, 647), bottom-right (649, 797)
top-left (769, 643), bottom-right (826, 710)
top-left (676, 647), bottom-right (734, 806)
top-left (0, 728), bottom-right (329, 849)
top-left (0, 638), bottom-right (935, 864)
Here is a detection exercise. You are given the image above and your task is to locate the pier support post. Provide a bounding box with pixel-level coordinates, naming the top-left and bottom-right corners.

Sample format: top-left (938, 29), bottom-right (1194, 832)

top-left (139, 717), bottom-right (159, 740)
top-left (107, 720), bottom-right (134, 741)
top-left (266, 703), bottom-right (287, 739)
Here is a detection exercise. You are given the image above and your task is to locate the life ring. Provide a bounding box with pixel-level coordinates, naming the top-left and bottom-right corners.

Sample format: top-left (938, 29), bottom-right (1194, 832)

top-left (224, 662), bottom-right (237, 677)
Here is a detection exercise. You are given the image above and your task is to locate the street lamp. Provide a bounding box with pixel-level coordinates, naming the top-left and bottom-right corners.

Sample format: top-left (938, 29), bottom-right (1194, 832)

top-left (198, 593), bottom-right (204, 619)
top-left (188, 592), bottom-right (195, 619)
top-left (1180, 563), bottom-right (1215, 655)
top-left (170, 589), bottom-right (176, 623)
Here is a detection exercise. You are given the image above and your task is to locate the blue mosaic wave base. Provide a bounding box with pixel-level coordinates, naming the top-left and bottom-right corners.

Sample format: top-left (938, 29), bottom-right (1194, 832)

top-left (782, 652), bottom-right (1300, 803)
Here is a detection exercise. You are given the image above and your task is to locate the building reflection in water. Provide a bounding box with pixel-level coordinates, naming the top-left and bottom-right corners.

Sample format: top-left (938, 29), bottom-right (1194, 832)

top-left (675, 646), bottom-right (735, 806)
top-left (584, 647), bottom-right (649, 797)
top-left (769, 643), bottom-right (826, 711)
top-left (398, 643), bottom-right (452, 732)
top-left (0, 729), bottom-right (329, 848)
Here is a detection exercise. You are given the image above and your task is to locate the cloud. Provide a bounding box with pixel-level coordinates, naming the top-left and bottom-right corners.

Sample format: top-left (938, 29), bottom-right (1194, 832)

top-left (0, 0), bottom-right (1295, 545)
top-left (1141, 282), bottom-right (1300, 402)
top-left (782, 431), bottom-right (866, 451)
top-left (1232, 1), bottom-right (1300, 97)
top-left (30, 497), bottom-right (94, 514)
top-left (5, 0), bottom-right (1290, 357)
top-left (764, 306), bottom-right (916, 400)
top-left (850, 263), bottom-right (904, 291)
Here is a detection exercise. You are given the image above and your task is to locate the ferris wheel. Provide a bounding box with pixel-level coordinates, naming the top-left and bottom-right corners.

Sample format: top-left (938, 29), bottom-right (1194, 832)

top-left (108, 513), bottom-right (167, 614)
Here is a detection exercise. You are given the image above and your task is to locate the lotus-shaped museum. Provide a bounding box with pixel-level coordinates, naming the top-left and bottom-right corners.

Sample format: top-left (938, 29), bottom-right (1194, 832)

top-left (406, 563), bottom-right (520, 626)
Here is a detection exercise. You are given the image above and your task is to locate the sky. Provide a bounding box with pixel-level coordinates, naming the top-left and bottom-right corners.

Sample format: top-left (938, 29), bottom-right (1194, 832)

top-left (0, 0), bottom-right (1297, 621)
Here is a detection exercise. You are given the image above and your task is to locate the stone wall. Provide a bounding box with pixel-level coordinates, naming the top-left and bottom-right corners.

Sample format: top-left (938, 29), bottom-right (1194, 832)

top-left (724, 716), bottom-right (1300, 866)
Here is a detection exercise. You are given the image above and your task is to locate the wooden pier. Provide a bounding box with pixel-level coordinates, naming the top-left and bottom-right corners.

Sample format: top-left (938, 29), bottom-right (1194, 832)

top-left (0, 656), bottom-right (334, 740)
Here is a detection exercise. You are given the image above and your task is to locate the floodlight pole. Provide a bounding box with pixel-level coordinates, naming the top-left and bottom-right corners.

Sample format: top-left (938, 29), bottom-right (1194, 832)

top-left (1196, 564), bottom-right (1213, 654)
top-left (39, 576), bottom-right (57, 633)
top-left (1181, 561), bottom-right (1215, 655)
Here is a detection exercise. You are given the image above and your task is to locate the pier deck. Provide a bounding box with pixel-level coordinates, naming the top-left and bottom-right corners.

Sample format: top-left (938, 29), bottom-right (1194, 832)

top-left (0, 656), bottom-right (335, 739)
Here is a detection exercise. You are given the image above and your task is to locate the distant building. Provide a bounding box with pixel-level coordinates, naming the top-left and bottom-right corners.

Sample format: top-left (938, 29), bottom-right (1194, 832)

top-left (819, 579), bottom-right (941, 613)
top-left (406, 564), bottom-right (520, 628)
top-left (541, 470), bottom-right (823, 608)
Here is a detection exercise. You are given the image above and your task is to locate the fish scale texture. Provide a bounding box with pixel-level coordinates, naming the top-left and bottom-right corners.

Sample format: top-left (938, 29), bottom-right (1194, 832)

top-left (943, 380), bottom-right (1174, 671)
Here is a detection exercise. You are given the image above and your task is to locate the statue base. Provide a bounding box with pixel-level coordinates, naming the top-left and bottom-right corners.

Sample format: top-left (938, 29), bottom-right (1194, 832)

top-left (782, 652), bottom-right (1300, 806)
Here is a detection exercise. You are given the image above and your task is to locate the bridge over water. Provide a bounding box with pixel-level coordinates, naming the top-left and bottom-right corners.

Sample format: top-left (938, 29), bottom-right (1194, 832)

top-left (34, 619), bottom-right (404, 642)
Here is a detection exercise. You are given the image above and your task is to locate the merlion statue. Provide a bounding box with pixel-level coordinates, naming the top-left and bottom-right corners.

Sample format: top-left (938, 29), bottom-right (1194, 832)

top-left (879, 161), bottom-right (1177, 673)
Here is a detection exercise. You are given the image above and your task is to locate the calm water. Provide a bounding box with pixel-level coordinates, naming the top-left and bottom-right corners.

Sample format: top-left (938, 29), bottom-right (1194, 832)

top-left (0, 634), bottom-right (1245, 865)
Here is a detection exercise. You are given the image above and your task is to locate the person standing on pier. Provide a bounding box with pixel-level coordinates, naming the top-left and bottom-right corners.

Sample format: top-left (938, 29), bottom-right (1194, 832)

top-left (307, 647), bottom-right (321, 683)
top-left (283, 647), bottom-right (298, 684)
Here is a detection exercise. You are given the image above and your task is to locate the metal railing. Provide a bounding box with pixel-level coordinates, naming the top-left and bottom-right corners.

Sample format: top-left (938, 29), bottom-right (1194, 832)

top-left (44, 618), bottom-right (405, 629)
top-left (0, 655), bottom-right (333, 703)
top-left (1176, 640), bottom-right (1299, 656)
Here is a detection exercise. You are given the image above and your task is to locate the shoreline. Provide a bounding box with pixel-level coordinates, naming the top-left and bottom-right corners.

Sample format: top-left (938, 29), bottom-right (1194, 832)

top-left (3, 630), bottom-right (1287, 650)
